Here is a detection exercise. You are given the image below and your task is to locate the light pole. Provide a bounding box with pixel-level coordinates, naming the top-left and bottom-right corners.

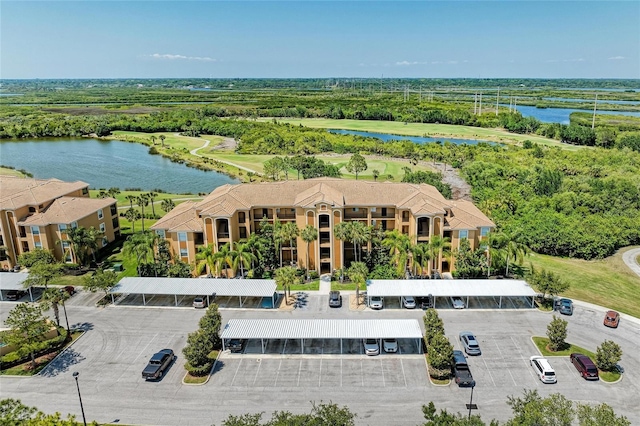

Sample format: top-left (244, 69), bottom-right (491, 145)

top-left (72, 372), bottom-right (87, 426)
top-left (467, 381), bottom-right (477, 420)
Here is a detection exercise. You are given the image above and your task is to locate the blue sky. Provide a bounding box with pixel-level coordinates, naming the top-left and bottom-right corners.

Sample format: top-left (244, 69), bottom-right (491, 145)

top-left (1, 1), bottom-right (638, 79)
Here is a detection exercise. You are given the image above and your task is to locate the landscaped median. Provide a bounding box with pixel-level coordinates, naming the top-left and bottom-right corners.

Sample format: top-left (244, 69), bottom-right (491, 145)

top-left (423, 309), bottom-right (452, 386)
top-left (531, 336), bottom-right (622, 383)
top-left (183, 350), bottom-right (219, 385)
top-left (181, 304), bottom-right (223, 385)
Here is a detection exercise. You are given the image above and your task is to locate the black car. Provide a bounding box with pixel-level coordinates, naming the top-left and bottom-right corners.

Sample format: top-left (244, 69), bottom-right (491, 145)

top-left (142, 349), bottom-right (175, 380)
top-left (416, 295), bottom-right (434, 309)
top-left (453, 350), bottom-right (475, 387)
top-left (328, 291), bottom-right (342, 308)
top-left (227, 339), bottom-right (247, 353)
top-left (5, 290), bottom-right (26, 301)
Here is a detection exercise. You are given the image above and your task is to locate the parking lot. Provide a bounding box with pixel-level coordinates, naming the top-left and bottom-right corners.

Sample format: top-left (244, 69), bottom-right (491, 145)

top-left (233, 337), bottom-right (421, 355)
top-left (212, 355), bottom-right (427, 388)
top-left (115, 293), bottom-right (277, 309)
top-left (372, 295), bottom-right (533, 310)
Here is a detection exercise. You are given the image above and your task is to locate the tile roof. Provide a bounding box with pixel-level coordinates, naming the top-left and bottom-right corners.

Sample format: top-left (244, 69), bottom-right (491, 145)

top-left (0, 176), bottom-right (89, 211)
top-left (18, 197), bottom-right (116, 226)
top-left (150, 201), bottom-right (203, 232)
top-left (446, 200), bottom-right (495, 229)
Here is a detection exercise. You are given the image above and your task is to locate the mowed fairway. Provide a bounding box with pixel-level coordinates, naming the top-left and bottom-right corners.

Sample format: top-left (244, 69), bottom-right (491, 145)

top-left (110, 131), bottom-right (227, 152)
top-left (527, 246), bottom-right (640, 318)
top-left (266, 118), bottom-right (578, 149)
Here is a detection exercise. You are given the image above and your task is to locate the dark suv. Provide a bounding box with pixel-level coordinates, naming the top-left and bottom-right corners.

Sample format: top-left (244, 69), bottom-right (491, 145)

top-left (5, 290), bottom-right (26, 301)
top-left (142, 349), bottom-right (175, 380)
top-left (570, 353), bottom-right (599, 380)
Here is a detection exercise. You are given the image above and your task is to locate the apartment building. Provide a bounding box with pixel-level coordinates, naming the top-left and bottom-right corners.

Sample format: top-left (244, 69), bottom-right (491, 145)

top-left (152, 178), bottom-right (494, 275)
top-left (0, 176), bottom-right (120, 268)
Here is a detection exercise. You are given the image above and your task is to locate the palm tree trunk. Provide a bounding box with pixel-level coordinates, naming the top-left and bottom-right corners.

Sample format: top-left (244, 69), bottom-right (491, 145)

top-left (53, 303), bottom-right (60, 326)
top-left (506, 255), bottom-right (510, 277)
top-left (306, 242), bottom-right (310, 281)
top-left (30, 352), bottom-right (36, 370)
top-left (141, 204), bottom-right (145, 232)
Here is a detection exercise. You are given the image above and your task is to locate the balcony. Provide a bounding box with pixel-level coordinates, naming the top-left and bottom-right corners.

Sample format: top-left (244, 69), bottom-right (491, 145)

top-left (343, 208), bottom-right (367, 220)
top-left (371, 208), bottom-right (395, 219)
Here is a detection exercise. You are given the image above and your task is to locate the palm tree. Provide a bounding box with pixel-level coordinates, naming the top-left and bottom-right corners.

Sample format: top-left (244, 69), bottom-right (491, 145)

top-left (159, 134), bottom-right (166, 147)
top-left (150, 135), bottom-right (157, 145)
top-left (300, 225), bottom-right (318, 279)
top-left (107, 187), bottom-right (121, 198)
top-left (124, 208), bottom-right (141, 233)
top-left (503, 231), bottom-right (530, 277)
top-left (382, 229), bottom-right (411, 277)
top-left (161, 198), bottom-right (175, 213)
top-left (63, 226), bottom-right (102, 266)
top-left (275, 265), bottom-right (299, 305)
top-left (125, 195), bottom-right (137, 209)
top-left (137, 195), bottom-right (149, 231)
top-left (272, 219), bottom-right (284, 267)
top-left (213, 242), bottom-right (234, 278)
top-left (428, 234), bottom-right (451, 275)
top-left (123, 231), bottom-right (156, 275)
top-left (98, 189), bottom-right (109, 198)
top-left (485, 232), bottom-right (506, 278)
top-left (347, 261), bottom-right (368, 306)
top-left (333, 221), bottom-right (351, 275)
top-left (280, 222), bottom-right (299, 266)
top-left (40, 288), bottom-right (69, 328)
top-left (245, 233), bottom-right (266, 271)
top-left (147, 192), bottom-right (158, 217)
top-left (350, 221), bottom-right (371, 263)
top-left (195, 243), bottom-right (218, 276)
top-left (372, 169), bottom-right (380, 181)
top-left (410, 243), bottom-right (431, 277)
top-left (233, 240), bottom-right (256, 278)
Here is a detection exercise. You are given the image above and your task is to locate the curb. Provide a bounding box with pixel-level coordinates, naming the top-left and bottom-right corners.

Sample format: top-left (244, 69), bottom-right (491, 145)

top-left (601, 372), bottom-right (624, 385)
top-left (182, 352), bottom-right (220, 386)
top-left (424, 356), bottom-right (451, 387)
top-left (36, 329), bottom-right (88, 377)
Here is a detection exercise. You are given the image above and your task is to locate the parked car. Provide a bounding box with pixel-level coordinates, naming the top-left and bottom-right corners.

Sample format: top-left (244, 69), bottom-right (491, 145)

top-left (570, 353), bottom-right (599, 380)
top-left (459, 331), bottom-right (481, 356)
top-left (417, 294), bottom-right (434, 309)
top-left (142, 349), bottom-right (175, 380)
top-left (192, 296), bottom-right (207, 308)
top-left (383, 338), bottom-right (398, 353)
top-left (227, 339), bottom-right (247, 353)
top-left (453, 350), bottom-right (475, 387)
top-left (603, 310), bottom-right (620, 328)
top-left (363, 338), bottom-right (379, 356)
top-left (529, 356), bottom-right (557, 384)
top-left (62, 286), bottom-right (75, 296)
top-left (5, 290), bottom-right (26, 301)
top-left (402, 296), bottom-right (416, 309)
top-left (431, 270), bottom-right (442, 279)
top-left (450, 296), bottom-right (465, 309)
top-left (369, 296), bottom-right (384, 310)
top-left (557, 298), bottom-right (573, 315)
top-left (328, 291), bottom-right (342, 308)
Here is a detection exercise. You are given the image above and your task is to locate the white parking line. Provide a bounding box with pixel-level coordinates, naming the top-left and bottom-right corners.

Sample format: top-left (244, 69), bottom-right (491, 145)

top-left (493, 339), bottom-right (505, 360)
top-left (510, 336), bottom-right (525, 357)
top-left (133, 332), bottom-right (158, 363)
top-left (297, 360), bottom-right (302, 387)
top-left (318, 357), bottom-right (323, 386)
top-left (252, 359), bottom-right (262, 386)
top-left (507, 367), bottom-right (517, 386)
top-left (361, 359), bottom-right (364, 386)
top-left (230, 358), bottom-right (243, 386)
top-left (400, 359), bottom-right (408, 387)
top-left (481, 357), bottom-right (497, 386)
top-left (274, 359), bottom-right (283, 386)
top-left (564, 359), bottom-right (582, 384)
top-left (381, 359), bottom-right (386, 387)
top-left (340, 358), bottom-right (343, 387)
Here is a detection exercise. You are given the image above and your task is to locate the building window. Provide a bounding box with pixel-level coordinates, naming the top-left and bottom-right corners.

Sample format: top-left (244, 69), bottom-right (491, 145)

top-left (239, 227), bottom-right (247, 239)
top-left (238, 212), bottom-right (246, 223)
top-left (156, 230), bottom-right (166, 239)
top-left (102, 237), bottom-right (108, 247)
top-left (62, 241), bottom-right (70, 249)
top-left (180, 248), bottom-right (188, 258)
top-left (58, 224), bottom-right (67, 233)
top-left (112, 217), bottom-right (119, 229)
top-left (99, 223), bottom-right (106, 233)
top-left (34, 241), bottom-right (42, 249)
top-left (459, 230), bottom-right (468, 240)
top-left (71, 221), bottom-right (78, 229)
top-left (82, 188), bottom-right (89, 195)
top-left (480, 227), bottom-right (490, 237)
top-left (110, 204), bottom-right (117, 216)
top-left (19, 227), bottom-right (26, 238)
top-left (381, 207), bottom-right (387, 217)
top-left (29, 207), bottom-right (36, 213)
top-left (178, 232), bottom-right (187, 242)
top-left (402, 225), bottom-right (409, 235)
top-left (97, 209), bottom-right (104, 220)
top-left (402, 211), bottom-right (410, 222)
top-left (31, 226), bottom-right (40, 235)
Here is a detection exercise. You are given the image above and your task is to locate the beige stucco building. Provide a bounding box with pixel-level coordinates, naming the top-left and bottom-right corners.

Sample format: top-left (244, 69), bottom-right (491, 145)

top-left (151, 178), bottom-right (494, 275)
top-left (0, 176), bottom-right (120, 268)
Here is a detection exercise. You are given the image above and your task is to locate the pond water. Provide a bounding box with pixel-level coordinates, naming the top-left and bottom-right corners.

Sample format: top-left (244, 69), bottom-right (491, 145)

top-left (502, 105), bottom-right (640, 124)
top-left (543, 97), bottom-right (640, 105)
top-left (0, 138), bottom-right (238, 193)
top-left (328, 129), bottom-right (487, 145)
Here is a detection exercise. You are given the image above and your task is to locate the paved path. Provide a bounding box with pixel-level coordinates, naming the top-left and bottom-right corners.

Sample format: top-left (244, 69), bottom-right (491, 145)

top-left (189, 137), bottom-right (210, 156)
top-left (185, 135), bottom-right (262, 175)
top-left (318, 274), bottom-right (331, 294)
top-left (622, 247), bottom-right (640, 278)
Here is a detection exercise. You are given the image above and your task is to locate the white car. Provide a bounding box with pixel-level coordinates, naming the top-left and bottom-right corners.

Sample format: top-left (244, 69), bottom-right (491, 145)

top-left (192, 297), bottom-right (207, 308)
top-left (363, 338), bottom-right (380, 356)
top-left (383, 338), bottom-right (398, 353)
top-left (530, 356), bottom-right (557, 384)
top-left (369, 296), bottom-right (384, 310)
top-left (450, 296), bottom-right (465, 309)
top-left (402, 296), bottom-right (416, 309)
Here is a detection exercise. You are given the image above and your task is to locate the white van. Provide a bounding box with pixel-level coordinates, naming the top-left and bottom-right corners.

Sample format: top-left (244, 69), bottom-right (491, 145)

top-left (530, 356), bottom-right (557, 384)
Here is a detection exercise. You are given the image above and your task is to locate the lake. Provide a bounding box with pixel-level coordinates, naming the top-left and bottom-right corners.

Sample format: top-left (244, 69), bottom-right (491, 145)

top-left (328, 129), bottom-right (487, 145)
top-left (543, 97), bottom-right (640, 105)
top-left (503, 105), bottom-right (640, 124)
top-left (0, 138), bottom-right (238, 193)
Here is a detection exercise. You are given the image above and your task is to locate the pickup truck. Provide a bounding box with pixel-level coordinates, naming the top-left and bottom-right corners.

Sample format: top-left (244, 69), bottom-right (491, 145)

top-left (142, 349), bottom-right (175, 380)
top-left (453, 350), bottom-right (475, 387)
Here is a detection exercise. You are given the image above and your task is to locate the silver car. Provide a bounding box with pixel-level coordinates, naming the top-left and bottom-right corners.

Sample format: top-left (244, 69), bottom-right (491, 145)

top-left (383, 338), bottom-right (398, 353)
top-left (369, 296), bottom-right (384, 310)
top-left (363, 338), bottom-right (379, 356)
top-left (450, 296), bottom-right (465, 309)
top-left (459, 331), bottom-right (481, 355)
top-left (402, 296), bottom-right (416, 309)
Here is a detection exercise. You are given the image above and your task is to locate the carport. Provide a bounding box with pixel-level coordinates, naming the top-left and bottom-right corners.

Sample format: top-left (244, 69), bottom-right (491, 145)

top-left (220, 318), bottom-right (423, 354)
top-left (367, 279), bottom-right (537, 308)
top-left (0, 273), bottom-right (34, 301)
top-left (110, 277), bottom-right (278, 308)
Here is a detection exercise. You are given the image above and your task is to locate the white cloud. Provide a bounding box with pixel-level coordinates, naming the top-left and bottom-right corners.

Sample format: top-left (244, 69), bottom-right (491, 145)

top-left (608, 56), bottom-right (625, 60)
top-left (148, 53), bottom-right (215, 62)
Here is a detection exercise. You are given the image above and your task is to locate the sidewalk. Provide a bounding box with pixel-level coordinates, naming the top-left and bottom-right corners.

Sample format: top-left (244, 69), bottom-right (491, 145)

top-left (318, 274), bottom-right (331, 295)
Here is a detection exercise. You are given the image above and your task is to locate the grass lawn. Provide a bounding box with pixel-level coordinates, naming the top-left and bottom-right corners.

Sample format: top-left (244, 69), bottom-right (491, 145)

top-left (527, 247), bottom-right (640, 319)
top-left (183, 373), bottom-right (208, 384)
top-left (0, 330), bottom-right (83, 376)
top-left (0, 166), bottom-right (27, 177)
top-left (285, 280), bottom-right (320, 291)
top-left (263, 118), bottom-right (576, 150)
top-left (110, 131), bottom-right (221, 153)
top-left (599, 370), bottom-right (622, 382)
top-left (331, 282), bottom-right (363, 291)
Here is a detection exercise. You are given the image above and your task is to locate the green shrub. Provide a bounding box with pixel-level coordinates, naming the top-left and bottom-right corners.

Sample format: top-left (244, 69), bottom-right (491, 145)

top-left (309, 270), bottom-right (319, 280)
top-left (184, 361), bottom-right (213, 377)
top-left (0, 351), bottom-right (22, 364)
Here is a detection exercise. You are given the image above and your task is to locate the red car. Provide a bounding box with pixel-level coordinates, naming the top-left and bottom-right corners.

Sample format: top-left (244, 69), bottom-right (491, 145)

top-left (603, 310), bottom-right (620, 328)
top-left (570, 353), bottom-right (599, 380)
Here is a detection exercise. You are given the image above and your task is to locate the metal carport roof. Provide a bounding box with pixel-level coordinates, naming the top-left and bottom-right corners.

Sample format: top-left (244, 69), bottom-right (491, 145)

top-left (366, 279), bottom-right (537, 298)
top-left (0, 273), bottom-right (29, 290)
top-left (110, 277), bottom-right (277, 297)
top-left (221, 319), bottom-right (423, 340)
